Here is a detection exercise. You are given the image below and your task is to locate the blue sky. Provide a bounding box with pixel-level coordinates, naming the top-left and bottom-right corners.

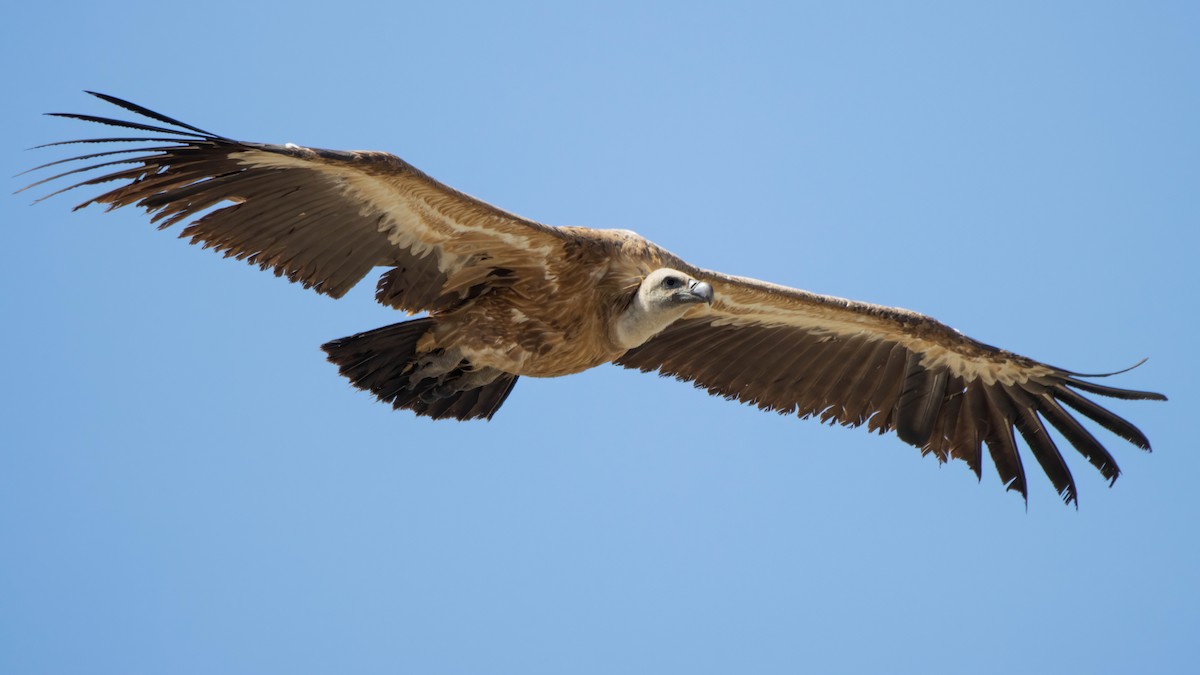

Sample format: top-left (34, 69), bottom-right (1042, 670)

top-left (2, 2), bottom-right (1196, 673)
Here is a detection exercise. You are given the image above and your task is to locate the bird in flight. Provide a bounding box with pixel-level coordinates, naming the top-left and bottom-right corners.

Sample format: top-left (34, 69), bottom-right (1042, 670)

top-left (22, 92), bottom-right (1165, 506)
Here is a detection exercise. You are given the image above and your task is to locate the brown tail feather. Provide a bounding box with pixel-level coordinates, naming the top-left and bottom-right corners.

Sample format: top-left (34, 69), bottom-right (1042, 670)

top-left (321, 318), bottom-right (518, 421)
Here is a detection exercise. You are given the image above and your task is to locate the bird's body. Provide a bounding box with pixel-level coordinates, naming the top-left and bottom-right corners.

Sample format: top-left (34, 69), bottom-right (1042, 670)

top-left (23, 92), bottom-right (1165, 505)
top-left (422, 227), bottom-right (675, 378)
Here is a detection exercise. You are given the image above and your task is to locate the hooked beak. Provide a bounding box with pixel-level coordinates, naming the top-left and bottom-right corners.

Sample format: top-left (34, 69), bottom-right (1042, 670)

top-left (680, 280), bottom-right (714, 304)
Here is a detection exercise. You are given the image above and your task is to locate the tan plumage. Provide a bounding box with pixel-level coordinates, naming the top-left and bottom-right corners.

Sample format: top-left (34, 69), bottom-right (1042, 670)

top-left (23, 92), bottom-right (1165, 506)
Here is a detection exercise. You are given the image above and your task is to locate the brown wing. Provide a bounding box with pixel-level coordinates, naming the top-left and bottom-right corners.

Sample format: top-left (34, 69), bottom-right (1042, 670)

top-left (616, 269), bottom-right (1165, 505)
top-left (21, 92), bottom-right (571, 311)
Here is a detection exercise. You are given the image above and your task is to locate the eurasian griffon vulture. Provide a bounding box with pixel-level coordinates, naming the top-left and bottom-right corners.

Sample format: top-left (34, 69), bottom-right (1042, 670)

top-left (22, 93), bottom-right (1165, 506)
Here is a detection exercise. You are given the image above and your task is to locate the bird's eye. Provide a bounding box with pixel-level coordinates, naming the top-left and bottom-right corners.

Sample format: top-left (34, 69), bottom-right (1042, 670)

top-left (662, 277), bottom-right (681, 289)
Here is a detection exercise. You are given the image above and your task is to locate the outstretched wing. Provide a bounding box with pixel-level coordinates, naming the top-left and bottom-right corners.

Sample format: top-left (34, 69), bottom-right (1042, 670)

top-left (21, 92), bottom-right (570, 311)
top-left (616, 269), bottom-right (1165, 505)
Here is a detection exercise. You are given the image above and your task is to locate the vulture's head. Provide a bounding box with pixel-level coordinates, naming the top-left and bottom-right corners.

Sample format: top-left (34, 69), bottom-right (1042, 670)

top-left (613, 268), bottom-right (714, 349)
top-left (640, 268), bottom-right (714, 309)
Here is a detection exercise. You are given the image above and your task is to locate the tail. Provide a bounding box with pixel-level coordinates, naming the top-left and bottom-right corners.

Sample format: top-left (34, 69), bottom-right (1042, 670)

top-left (321, 318), bottom-right (519, 421)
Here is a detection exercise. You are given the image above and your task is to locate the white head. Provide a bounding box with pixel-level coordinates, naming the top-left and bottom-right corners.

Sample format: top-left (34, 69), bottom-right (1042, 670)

top-left (613, 268), bottom-right (714, 349)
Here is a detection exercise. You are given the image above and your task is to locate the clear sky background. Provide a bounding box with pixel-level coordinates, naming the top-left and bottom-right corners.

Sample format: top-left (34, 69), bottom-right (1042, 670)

top-left (2, 2), bottom-right (1197, 674)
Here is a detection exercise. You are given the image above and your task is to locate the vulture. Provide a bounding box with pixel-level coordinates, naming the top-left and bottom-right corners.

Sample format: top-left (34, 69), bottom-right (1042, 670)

top-left (22, 92), bottom-right (1165, 506)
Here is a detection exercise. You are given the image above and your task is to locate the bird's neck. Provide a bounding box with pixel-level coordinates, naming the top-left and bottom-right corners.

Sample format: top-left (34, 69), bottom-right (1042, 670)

top-left (613, 295), bottom-right (687, 350)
